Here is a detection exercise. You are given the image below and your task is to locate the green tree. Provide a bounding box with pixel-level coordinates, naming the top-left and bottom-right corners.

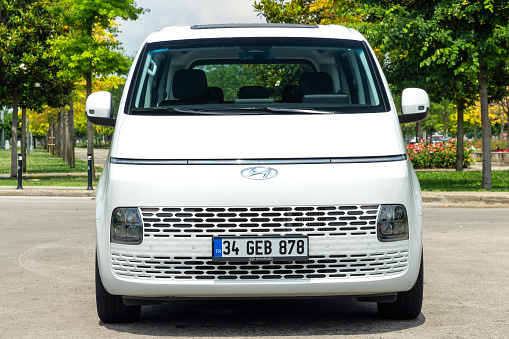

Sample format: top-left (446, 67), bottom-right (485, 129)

top-left (254, 0), bottom-right (314, 24)
top-left (254, 0), bottom-right (360, 26)
top-left (359, 0), bottom-right (509, 187)
top-left (1, 0), bottom-right (72, 178)
top-left (51, 0), bottom-right (145, 177)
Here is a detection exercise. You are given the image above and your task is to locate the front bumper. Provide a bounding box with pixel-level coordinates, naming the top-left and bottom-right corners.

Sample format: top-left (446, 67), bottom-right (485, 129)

top-left (96, 160), bottom-right (422, 298)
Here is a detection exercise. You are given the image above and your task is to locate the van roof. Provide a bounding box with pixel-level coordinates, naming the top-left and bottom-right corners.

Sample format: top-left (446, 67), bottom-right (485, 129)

top-left (142, 24), bottom-right (365, 45)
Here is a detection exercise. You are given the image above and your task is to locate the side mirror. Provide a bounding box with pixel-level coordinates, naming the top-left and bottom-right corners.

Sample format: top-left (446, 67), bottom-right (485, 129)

top-left (86, 91), bottom-right (115, 128)
top-left (398, 88), bottom-right (430, 124)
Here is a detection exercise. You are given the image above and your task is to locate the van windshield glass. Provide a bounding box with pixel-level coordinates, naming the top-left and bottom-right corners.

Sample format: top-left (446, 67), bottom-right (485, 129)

top-left (128, 37), bottom-right (387, 114)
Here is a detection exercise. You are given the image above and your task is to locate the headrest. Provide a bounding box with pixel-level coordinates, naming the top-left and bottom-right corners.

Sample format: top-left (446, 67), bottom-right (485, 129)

top-left (299, 72), bottom-right (334, 94)
top-left (208, 86), bottom-right (224, 102)
top-left (172, 69), bottom-right (208, 100)
top-left (282, 84), bottom-right (298, 102)
top-left (238, 86), bottom-right (269, 99)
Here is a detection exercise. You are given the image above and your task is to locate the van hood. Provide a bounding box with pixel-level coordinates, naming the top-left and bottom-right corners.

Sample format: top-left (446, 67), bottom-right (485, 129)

top-left (111, 113), bottom-right (404, 160)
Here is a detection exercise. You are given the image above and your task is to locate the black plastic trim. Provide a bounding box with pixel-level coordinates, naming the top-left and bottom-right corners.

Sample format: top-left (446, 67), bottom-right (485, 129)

top-left (398, 110), bottom-right (429, 124)
top-left (110, 154), bottom-right (407, 165)
top-left (191, 24), bottom-right (318, 29)
top-left (87, 115), bottom-right (116, 128)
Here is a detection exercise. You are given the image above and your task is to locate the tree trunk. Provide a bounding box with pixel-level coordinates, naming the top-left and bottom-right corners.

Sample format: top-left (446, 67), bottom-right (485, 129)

top-left (48, 124), bottom-right (53, 154)
top-left (478, 62), bottom-right (492, 189)
top-left (63, 109), bottom-right (68, 164)
top-left (456, 105), bottom-right (464, 171)
top-left (68, 95), bottom-right (75, 168)
top-left (58, 109), bottom-right (64, 158)
top-left (21, 107), bottom-right (27, 173)
top-left (416, 122), bottom-right (421, 143)
top-left (62, 108), bottom-right (68, 164)
top-left (50, 124), bottom-right (55, 155)
top-left (10, 90), bottom-right (19, 179)
top-left (53, 116), bottom-right (58, 156)
top-left (442, 104), bottom-right (448, 137)
top-left (86, 72), bottom-right (95, 179)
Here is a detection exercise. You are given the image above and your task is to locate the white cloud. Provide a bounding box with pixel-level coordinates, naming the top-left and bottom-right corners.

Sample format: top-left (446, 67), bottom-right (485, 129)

top-left (117, 0), bottom-right (265, 55)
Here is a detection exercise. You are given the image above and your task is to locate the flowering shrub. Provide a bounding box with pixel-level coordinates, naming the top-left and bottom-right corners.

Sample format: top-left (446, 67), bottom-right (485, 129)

top-left (491, 141), bottom-right (509, 153)
top-left (465, 139), bottom-right (482, 151)
top-left (406, 140), bottom-right (473, 169)
top-left (466, 140), bottom-right (509, 152)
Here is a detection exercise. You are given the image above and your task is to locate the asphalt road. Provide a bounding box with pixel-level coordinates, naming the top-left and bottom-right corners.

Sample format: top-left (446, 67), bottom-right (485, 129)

top-left (1, 197), bottom-right (508, 338)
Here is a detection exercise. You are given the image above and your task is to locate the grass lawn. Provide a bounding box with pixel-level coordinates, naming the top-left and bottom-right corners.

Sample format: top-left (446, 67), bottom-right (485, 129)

top-left (0, 176), bottom-right (98, 187)
top-left (416, 171), bottom-right (509, 191)
top-left (0, 148), bottom-right (92, 174)
top-left (0, 148), bottom-right (100, 187)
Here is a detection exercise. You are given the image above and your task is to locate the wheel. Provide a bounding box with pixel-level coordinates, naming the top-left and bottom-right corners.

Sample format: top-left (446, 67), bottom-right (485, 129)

top-left (95, 256), bottom-right (141, 323)
top-left (377, 255), bottom-right (423, 320)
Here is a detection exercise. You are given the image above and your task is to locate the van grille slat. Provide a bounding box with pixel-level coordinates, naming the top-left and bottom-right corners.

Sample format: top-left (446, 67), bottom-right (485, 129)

top-left (111, 251), bottom-right (409, 280)
top-left (141, 205), bottom-right (378, 237)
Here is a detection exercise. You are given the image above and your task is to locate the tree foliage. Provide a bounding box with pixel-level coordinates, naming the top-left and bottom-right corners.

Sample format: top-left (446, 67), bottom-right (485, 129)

top-left (255, 0), bottom-right (509, 187)
top-left (0, 0), bottom-right (73, 177)
top-left (48, 0), bottom-right (145, 176)
top-left (1, 0), bottom-right (72, 109)
top-left (253, 0), bottom-right (360, 26)
top-left (1, 0), bottom-right (145, 175)
top-left (359, 0), bottom-right (509, 187)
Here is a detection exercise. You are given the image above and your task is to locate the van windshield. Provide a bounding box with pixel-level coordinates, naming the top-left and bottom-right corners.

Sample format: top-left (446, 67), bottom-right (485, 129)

top-left (128, 37), bottom-right (388, 114)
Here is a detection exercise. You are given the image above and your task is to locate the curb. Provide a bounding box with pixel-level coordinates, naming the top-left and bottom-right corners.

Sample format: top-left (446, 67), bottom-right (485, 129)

top-left (421, 192), bottom-right (509, 205)
top-left (1, 186), bottom-right (508, 205)
top-left (0, 186), bottom-right (96, 198)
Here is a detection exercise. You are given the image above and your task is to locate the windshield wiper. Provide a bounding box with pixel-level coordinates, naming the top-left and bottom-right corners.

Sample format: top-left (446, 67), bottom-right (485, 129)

top-left (259, 107), bottom-right (331, 114)
top-left (130, 106), bottom-right (335, 115)
top-left (201, 107), bottom-right (332, 114)
top-left (130, 107), bottom-right (220, 115)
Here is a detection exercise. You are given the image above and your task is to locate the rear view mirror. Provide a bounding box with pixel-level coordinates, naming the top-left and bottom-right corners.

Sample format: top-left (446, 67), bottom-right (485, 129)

top-left (86, 91), bottom-right (116, 128)
top-left (399, 88), bottom-right (430, 124)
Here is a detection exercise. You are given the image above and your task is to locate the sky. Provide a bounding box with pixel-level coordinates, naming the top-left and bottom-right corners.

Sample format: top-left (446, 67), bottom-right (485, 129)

top-left (117, 0), bottom-right (266, 56)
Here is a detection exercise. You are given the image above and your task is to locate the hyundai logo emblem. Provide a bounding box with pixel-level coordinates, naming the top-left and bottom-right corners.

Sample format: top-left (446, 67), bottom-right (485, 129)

top-left (241, 166), bottom-right (278, 180)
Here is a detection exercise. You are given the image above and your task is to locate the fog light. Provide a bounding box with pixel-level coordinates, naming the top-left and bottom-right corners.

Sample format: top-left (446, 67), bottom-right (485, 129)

top-left (111, 207), bottom-right (143, 244)
top-left (377, 205), bottom-right (409, 242)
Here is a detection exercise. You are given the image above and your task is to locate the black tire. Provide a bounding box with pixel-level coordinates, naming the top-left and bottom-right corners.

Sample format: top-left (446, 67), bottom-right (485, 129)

top-left (95, 256), bottom-right (141, 323)
top-left (377, 255), bottom-right (423, 320)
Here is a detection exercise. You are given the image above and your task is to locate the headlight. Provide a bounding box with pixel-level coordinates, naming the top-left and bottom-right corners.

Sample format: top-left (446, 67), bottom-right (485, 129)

top-left (111, 207), bottom-right (143, 244)
top-left (377, 205), bottom-right (409, 242)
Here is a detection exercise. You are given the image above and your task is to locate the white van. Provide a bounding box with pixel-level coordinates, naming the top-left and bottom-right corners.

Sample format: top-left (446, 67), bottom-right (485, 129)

top-left (86, 24), bottom-right (429, 323)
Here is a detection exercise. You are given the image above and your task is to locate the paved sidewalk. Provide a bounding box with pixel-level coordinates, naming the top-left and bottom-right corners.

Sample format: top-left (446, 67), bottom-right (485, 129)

top-left (1, 185), bottom-right (508, 205)
top-left (0, 185), bottom-right (96, 197)
top-left (421, 191), bottom-right (509, 205)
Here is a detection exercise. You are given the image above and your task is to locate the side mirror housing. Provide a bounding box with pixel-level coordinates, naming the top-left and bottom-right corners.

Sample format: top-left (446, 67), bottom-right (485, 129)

top-left (398, 88), bottom-right (430, 124)
top-left (86, 91), bottom-right (116, 128)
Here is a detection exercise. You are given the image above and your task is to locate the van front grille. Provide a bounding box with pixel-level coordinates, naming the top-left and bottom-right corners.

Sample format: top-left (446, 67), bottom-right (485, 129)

top-left (110, 204), bottom-right (410, 281)
top-left (111, 250), bottom-right (409, 280)
top-left (140, 205), bottom-right (379, 238)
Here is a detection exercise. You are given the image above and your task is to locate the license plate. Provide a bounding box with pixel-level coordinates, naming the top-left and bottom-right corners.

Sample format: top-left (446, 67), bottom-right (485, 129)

top-left (212, 236), bottom-right (308, 262)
